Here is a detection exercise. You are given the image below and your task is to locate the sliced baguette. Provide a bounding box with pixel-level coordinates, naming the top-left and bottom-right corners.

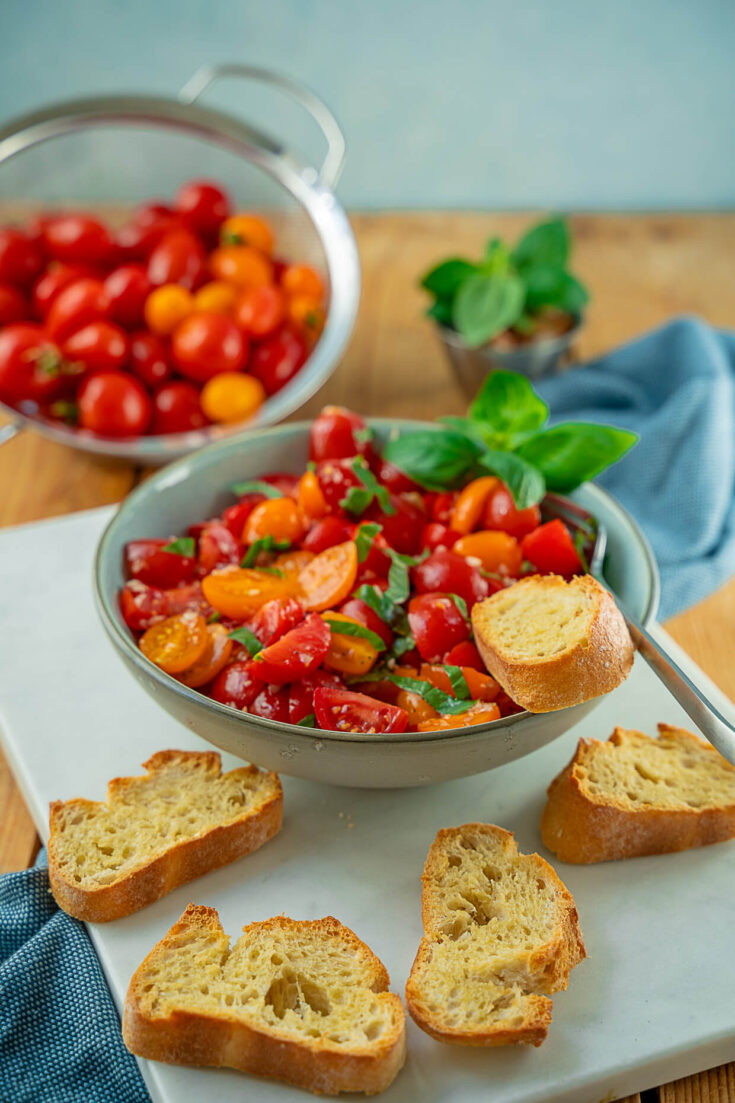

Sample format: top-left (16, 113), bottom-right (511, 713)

top-left (123, 904), bottom-right (406, 1096)
top-left (471, 574), bottom-right (634, 712)
top-left (405, 824), bottom-right (585, 1047)
top-left (541, 723), bottom-right (735, 863)
top-left (48, 750), bottom-right (282, 922)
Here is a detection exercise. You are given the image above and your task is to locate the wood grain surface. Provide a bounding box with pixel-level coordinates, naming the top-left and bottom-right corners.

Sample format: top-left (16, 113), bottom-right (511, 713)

top-left (0, 211), bottom-right (733, 1102)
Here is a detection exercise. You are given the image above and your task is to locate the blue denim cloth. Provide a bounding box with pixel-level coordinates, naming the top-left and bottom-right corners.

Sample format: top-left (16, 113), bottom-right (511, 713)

top-left (0, 850), bottom-right (150, 1103)
top-left (535, 317), bottom-right (735, 619)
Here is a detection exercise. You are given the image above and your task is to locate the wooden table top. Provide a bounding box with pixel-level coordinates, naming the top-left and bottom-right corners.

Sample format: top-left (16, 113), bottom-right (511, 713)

top-left (1, 211), bottom-right (733, 1103)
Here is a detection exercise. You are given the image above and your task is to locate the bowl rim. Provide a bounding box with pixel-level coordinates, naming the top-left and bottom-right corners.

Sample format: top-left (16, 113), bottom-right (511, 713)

top-left (93, 416), bottom-right (660, 747)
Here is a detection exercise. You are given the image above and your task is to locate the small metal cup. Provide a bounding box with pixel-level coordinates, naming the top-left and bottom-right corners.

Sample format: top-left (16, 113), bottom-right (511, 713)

top-left (437, 316), bottom-right (582, 397)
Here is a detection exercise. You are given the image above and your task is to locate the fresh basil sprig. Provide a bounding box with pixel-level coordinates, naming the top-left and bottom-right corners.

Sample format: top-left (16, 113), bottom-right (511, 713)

top-left (162, 537), bottom-right (195, 557)
top-left (241, 535), bottom-right (291, 568)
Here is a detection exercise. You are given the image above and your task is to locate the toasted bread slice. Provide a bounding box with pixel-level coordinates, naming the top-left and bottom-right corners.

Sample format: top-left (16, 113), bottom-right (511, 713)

top-left (123, 904), bottom-right (406, 1095)
top-left (541, 724), bottom-right (735, 863)
top-left (471, 574), bottom-right (634, 712)
top-left (48, 750), bottom-right (282, 922)
top-left (405, 824), bottom-right (585, 1047)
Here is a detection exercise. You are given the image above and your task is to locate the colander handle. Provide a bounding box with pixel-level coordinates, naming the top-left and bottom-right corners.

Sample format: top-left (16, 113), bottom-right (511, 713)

top-left (179, 64), bottom-right (347, 189)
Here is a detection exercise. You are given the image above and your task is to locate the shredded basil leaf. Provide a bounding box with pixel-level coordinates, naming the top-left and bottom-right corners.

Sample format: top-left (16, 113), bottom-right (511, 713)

top-left (389, 674), bottom-right (475, 715)
top-left (353, 426), bottom-right (374, 445)
top-left (162, 536), bottom-right (195, 557)
top-left (384, 547), bottom-right (429, 605)
top-left (353, 584), bottom-right (397, 624)
top-left (207, 611), bottom-right (221, 624)
top-left (228, 626), bottom-right (263, 656)
top-left (256, 566), bottom-right (285, 578)
top-left (323, 617), bottom-right (386, 652)
top-left (447, 593), bottom-right (469, 620)
top-left (230, 480), bottom-right (282, 499)
top-left (241, 536), bottom-right (291, 568)
top-left (441, 664), bottom-right (472, 699)
top-left (339, 456), bottom-right (395, 516)
top-left (390, 633), bottom-right (416, 658)
top-left (296, 713), bottom-right (317, 727)
top-left (354, 522), bottom-right (382, 563)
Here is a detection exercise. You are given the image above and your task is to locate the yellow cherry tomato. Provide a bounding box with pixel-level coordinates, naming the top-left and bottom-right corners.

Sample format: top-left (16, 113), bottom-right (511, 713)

top-left (281, 263), bottom-right (324, 300)
top-left (450, 476), bottom-right (501, 535)
top-left (144, 284), bottom-right (195, 336)
top-left (193, 280), bottom-right (239, 316)
top-left (322, 612), bottom-right (380, 676)
top-left (288, 294), bottom-right (326, 342)
top-left (272, 548), bottom-right (315, 578)
top-left (243, 497), bottom-right (306, 545)
top-left (209, 245), bottom-right (273, 289)
top-left (139, 611), bottom-right (208, 674)
top-left (200, 372), bottom-right (266, 424)
top-left (201, 566), bottom-right (295, 619)
top-left (453, 530), bottom-right (523, 576)
top-left (297, 469), bottom-right (328, 520)
top-left (220, 213), bottom-right (274, 254)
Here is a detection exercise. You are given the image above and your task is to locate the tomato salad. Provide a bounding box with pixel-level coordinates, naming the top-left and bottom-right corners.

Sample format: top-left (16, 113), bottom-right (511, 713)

top-left (119, 407), bottom-right (586, 735)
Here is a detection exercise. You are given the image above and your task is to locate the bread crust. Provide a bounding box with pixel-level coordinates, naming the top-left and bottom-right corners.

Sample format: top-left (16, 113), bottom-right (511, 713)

top-left (48, 751), bottom-right (282, 922)
top-left (472, 575), bottom-right (634, 713)
top-left (123, 905), bottom-right (406, 1096)
top-left (541, 724), bottom-right (735, 863)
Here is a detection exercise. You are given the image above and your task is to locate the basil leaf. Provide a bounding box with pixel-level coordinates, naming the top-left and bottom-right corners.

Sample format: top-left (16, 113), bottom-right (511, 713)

top-left (516, 423), bottom-right (638, 492)
top-left (256, 566), bottom-right (285, 577)
top-left (340, 458), bottom-right (394, 516)
top-left (231, 480), bottom-right (282, 498)
top-left (384, 548), bottom-right (427, 605)
top-left (426, 299), bottom-right (454, 327)
top-left (552, 272), bottom-right (588, 315)
top-left (478, 449), bottom-right (546, 509)
top-left (512, 218), bottom-right (569, 270)
top-left (382, 429), bottom-right (482, 491)
top-left (353, 426), bottom-right (374, 445)
top-left (421, 258), bottom-right (477, 298)
top-left (390, 674), bottom-right (475, 715)
top-left (323, 617), bottom-right (386, 652)
top-left (390, 633), bottom-right (416, 658)
top-left (452, 273), bottom-right (524, 348)
top-left (447, 593), bottom-right (469, 621)
top-left (354, 522), bottom-right (382, 563)
top-left (340, 486), bottom-right (373, 514)
top-left (353, 583), bottom-right (397, 624)
top-left (228, 626), bottom-right (262, 656)
top-left (468, 370), bottom-right (549, 440)
top-left (162, 537), bottom-right (195, 557)
top-left (437, 415), bottom-right (495, 449)
top-left (482, 238), bottom-right (511, 275)
top-left (522, 264), bottom-right (568, 312)
top-left (241, 535), bottom-right (291, 568)
top-left (441, 664), bottom-right (472, 699)
top-left (296, 713), bottom-right (316, 727)
top-left (207, 611), bottom-right (221, 624)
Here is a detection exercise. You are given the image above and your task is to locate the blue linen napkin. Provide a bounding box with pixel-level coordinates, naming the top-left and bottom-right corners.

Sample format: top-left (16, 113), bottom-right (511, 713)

top-left (535, 317), bottom-right (735, 620)
top-left (0, 849), bottom-right (150, 1103)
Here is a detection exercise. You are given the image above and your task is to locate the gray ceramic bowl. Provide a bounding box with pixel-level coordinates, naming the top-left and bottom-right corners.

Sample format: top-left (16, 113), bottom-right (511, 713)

top-left (94, 419), bottom-right (659, 788)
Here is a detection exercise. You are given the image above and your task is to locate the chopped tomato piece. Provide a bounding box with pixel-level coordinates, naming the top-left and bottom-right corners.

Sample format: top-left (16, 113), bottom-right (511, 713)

top-left (419, 663), bottom-right (500, 702)
top-left (412, 549), bottom-right (489, 608)
top-left (251, 613), bottom-right (330, 684)
top-left (202, 565), bottom-right (296, 618)
top-left (249, 685), bottom-right (290, 722)
top-left (179, 624), bottom-right (234, 687)
top-left (395, 689), bottom-right (438, 726)
top-left (450, 476), bottom-right (500, 535)
top-left (288, 668), bottom-right (341, 724)
top-left (197, 522), bottom-right (240, 573)
top-left (416, 702), bottom-right (502, 731)
top-left (313, 687), bottom-right (408, 734)
top-left (221, 500), bottom-right (259, 540)
top-left (119, 580), bottom-right (167, 632)
top-left (303, 515), bottom-right (355, 554)
top-left (125, 538), bottom-right (197, 588)
top-left (483, 483), bottom-right (541, 541)
top-left (210, 660), bottom-right (264, 709)
top-left (297, 541), bottom-right (358, 612)
top-left (453, 530), bottom-right (523, 577)
top-left (321, 613), bottom-right (381, 676)
top-left (315, 458), bottom-right (363, 510)
top-left (139, 611), bottom-right (208, 674)
top-left (243, 497), bottom-right (305, 545)
top-left (408, 592), bottom-right (470, 662)
top-left (521, 519), bottom-right (583, 577)
top-left (250, 597), bottom-right (305, 645)
top-left (443, 640), bottom-right (486, 671)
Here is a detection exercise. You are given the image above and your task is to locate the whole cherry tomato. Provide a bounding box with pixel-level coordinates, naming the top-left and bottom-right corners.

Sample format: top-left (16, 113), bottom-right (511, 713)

top-left (407, 592), bottom-right (471, 662)
top-left (175, 180), bottom-right (231, 238)
top-left (281, 263), bottom-right (324, 300)
top-left (151, 381), bottom-right (208, 434)
top-left (220, 213), bottom-right (274, 254)
top-left (129, 331), bottom-right (172, 387)
top-left (77, 371), bottom-right (152, 437)
top-left (309, 406), bottom-right (367, 462)
top-left (412, 548), bottom-right (489, 608)
top-left (144, 284), bottom-right (194, 336)
top-left (249, 325), bottom-right (307, 396)
top-left (374, 459), bottom-right (420, 494)
top-left (209, 245), bottom-right (272, 289)
top-left (42, 216), bottom-right (112, 265)
top-left (63, 321), bottom-right (129, 374)
top-left (443, 640), bottom-right (487, 671)
top-left (32, 263), bottom-right (96, 317)
top-left (115, 203), bottom-right (184, 261)
top-left (421, 522), bottom-right (460, 552)
top-left (339, 597), bottom-right (394, 649)
top-left (200, 372), bottom-right (265, 423)
top-left (45, 278), bottom-right (109, 342)
top-left (0, 284), bottom-right (30, 325)
top-left (221, 500), bottom-right (259, 541)
top-left (367, 493), bottom-right (425, 555)
top-left (0, 228), bottom-right (44, 286)
top-left (104, 264), bottom-right (152, 328)
top-left (0, 324), bottom-right (64, 402)
top-left (171, 312), bottom-right (247, 382)
top-left (520, 519), bottom-right (583, 576)
top-left (302, 515), bottom-right (355, 554)
top-left (483, 482), bottom-right (541, 541)
top-left (125, 538), bottom-right (197, 587)
top-left (147, 229), bottom-right (205, 290)
top-left (313, 687), bottom-right (408, 734)
top-left (315, 458), bottom-right (363, 510)
top-left (233, 284), bottom-right (286, 338)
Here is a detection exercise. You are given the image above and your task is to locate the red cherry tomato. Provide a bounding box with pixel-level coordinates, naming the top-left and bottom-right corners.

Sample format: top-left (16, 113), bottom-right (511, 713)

top-left (234, 284), bottom-right (286, 338)
top-left (77, 371), bottom-right (152, 437)
top-left (125, 538), bottom-right (198, 588)
top-left (412, 549), bottom-right (489, 608)
top-left (520, 519), bottom-right (583, 576)
top-left (32, 263), bottom-right (96, 317)
top-left (421, 522), bottom-right (460, 552)
top-left (314, 687), bottom-right (408, 734)
top-left (210, 660), bottom-right (264, 709)
top-left (104, 264), bottom-right (152, 328)
top-left (315, 458), bottom-right (363, 511)
top-left (175, 180), bottom-right (231, 238)
top-left (151, 381), bottom-right (208, 434)
top-left (42, 216), bottom-right (112, 265)
top-left (249, 685), bottom-right (290, 722)
top-left (197, 522), bottom-right (241, 573)
top-left (338, 597), bottom-right (394, 649)
top-left (0, 284), bottom-right (30, 325)
top-left (0, 228), bottom-right (44, 286)
top-left (0, 324), bottom-right (64, 402)
top-left (250, 597), bottom-right (305, 645)
top-left (63, 321), bottom-right (129, 374)
top-left (288, 667), bottom-right (342, 724)
top-left (407, 592), bottom-right (470, 662)
top-left (308, 406), bottom-right (367, 462)
top-left (119, 580), bottom-right (168, 632)
top-left (302, 515), bottom-right (356, 554)
top-left (250, 326), bottom-right (306, 395)
top-left (250, 613), bottom-right (331, 684)
top-left (484, 482), bottom-right (542, 540)
top-left (374, 459), bottom-right (421, 494)
top-left (443, 640), bottom-right (487, 671)
top-left (171, 312), bottom-right (247, 382)
top-left (367, 493), bottom-right (425, 555)
top-left (129, 331), bottom-right (172, 387)
top-left (355, 528), bottom-right (392, 580)
top-left (45, 278), bottom-right (109, 342)
top-left (115, 204), bottom-right (184, 261)
top-left (147, 229), bottom-right (205, 290)
top-left (429, 492), bottom-right (457, 525)
top-left (221, 500), bottom-right (259, 541)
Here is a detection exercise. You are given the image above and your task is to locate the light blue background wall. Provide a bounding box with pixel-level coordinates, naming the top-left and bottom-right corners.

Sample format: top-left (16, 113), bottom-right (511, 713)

top-left (1, 0), bottom-right (733, 209)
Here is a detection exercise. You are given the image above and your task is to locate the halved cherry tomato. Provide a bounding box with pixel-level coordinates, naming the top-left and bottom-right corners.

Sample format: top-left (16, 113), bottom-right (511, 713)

top-left (175, 180), bottom-right (231, 238)
top-left (373, 459), bottom-right (420, 494)
top-left (210, 660), bottom-right (264, 709)
top-left (0, 284), bottom-right (30, 325)
top-left (338, 597), bottom-right (394, 649)
top-left (453, 530), bottom-right (523, 577)
top-left (198, 522), bottom-right (240, 573)
top-left (46, 278), bottom-right (109, 342)
top-left (421, 522), bottom-right (460, 552)
top-left (119, 580), bottom-right (168, 632)
top-left (302, 515), bottom-right (355, 555)
top-left (297, 470), bottom-right (328, 520)
top-left (429, 491), bottom-right (457, 525)
top-left (321, 612), bottom-right (380, 676)
top-left (0, 324), bottom-right (64, 402)
top-left (395, 689), bottom-right (438, 726)
top-left (281, 263), bottom-right (324, 300)
top-left (104, 264), bottom-right (152, 328)
top-left (144, 284), bottom-right (194, 335)
top-left (243, 497), bottom-right (305, 545)
top-left (151, 381), bottom-right (208, 434)
top-left (209, 245), bottom-right (272, 289)
top-left (309, 406), bottom-right (367, 462)
top-left (201, 565), bottom-right (295, 618)
top-left (77, 371), bottom-right (151, 437)
top-left (63, 321), bottom-right (129, 374)
top-left (220, 213), bottom-right (274, 254)
top-left (412, 549), bottom-right (489, 608)
top-left (416, 701), bottom-right (501, 731)
top-left (314, 687), bottom-right (408, 734)
top-left (42, 216), bottom-right (112, 266)
top-left (147, 229), bottom-right (205, 290)
top-left (200, 372), bottom-right (265, 424)
top-left (172, 312), bottom-right (247, 382)
top-left (366, 493), bottom-right (425, 555)
top-left (234, 284), bottom-right (285, 337)
top-left (193, 280), bottom-right (238, 315)
top-left (408, 592), bottom-right (470, 662)
top-left (450, 476), bottom-right (500, 534)
top-left (129, 331), bottom-right (172, 387)
top-left (521, 519), bottom-right (583, 576)
top-left (250, 326), bottom-right (306, 395)
top-left (250, 596), bottom-right (305, 645)
top-left (272, 549), bottom-right (314, 578)
top-left (251, 613), bottom-right (331, 684)
top-left (483, 482), bottom-right (541, 540)
top-left (179, 624), bottom-right (234, 687)
top-left (0, 228), bottom-right (44, 286)
top-left (315, 458), bottom-right (363, 510)
top-left (125, 538), bottom-right (197, 588)
top-left (221, 500), bottom-right (259, 540)
top-left (139, 611), bottom-right (208, 674)
top-left (249, 685), bottom-right (291, 722)
top-left (419, 663), bottom-right (500, 702)
top-left (297, 541), bottom-right (358, 612)
top-left (443, 640), bottom-right (486, 671)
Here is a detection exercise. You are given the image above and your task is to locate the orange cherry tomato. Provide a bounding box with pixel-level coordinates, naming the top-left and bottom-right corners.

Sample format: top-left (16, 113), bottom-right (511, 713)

top-left (419, 664), bottom-right (501, 703)
top-left (220, 214), bottom-right (274, 254)
top-left (288, 294), bottom-right (325, 342)
top-left (243, 497), bottom-right (305, 545)
top-left (450, 476), bottom-right (500, 535)
top-left (234, 284), bottom-right (286, 338)
top-left (193, 280), bottom-right (238, 315)
top-left (281, 263), bottom-right (324, 300)
top-left (178, 624), bottom-right (234, 688)
top-left (139, 611), bottom-right (208, 674)
top-left (272, 548), bottom-right (315, 578)
top-left (396, 689), bottom-right (438, 725)
top-left (297, 469), bottom-right (328, 520)
top-left (200, 372), bottom-right (266, 424)
top-left (209, 245), bottom-right (273, 289)
top-left (201, 566), bottom-right (295, 618)
top-left (144, 284), bottom-right (195, 336)
top-left (416, 701), bottom-right (502, 731)
top-left (322, 613), bottom-right (380, 676)
top-left (297, 540), bottom-right (358, 612)
top-left (453, 530), bottom-right (523, 576)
